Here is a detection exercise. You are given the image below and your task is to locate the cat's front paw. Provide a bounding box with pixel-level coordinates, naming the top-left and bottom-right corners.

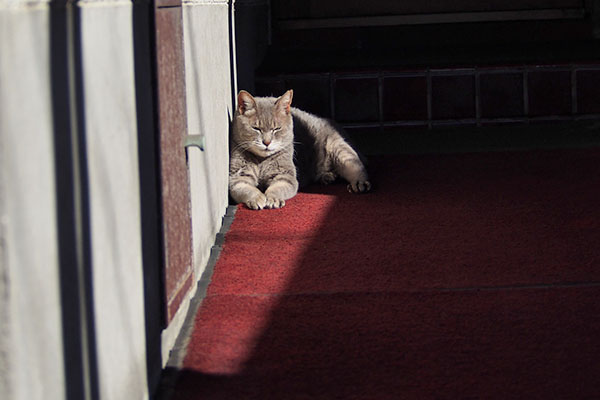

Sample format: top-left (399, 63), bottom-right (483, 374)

top-left (347, 180), bottom-right (371, 193)
top-left (245, 192), bottom-right (267, 210)
top-left (265, 196), bottom-right (286, 209)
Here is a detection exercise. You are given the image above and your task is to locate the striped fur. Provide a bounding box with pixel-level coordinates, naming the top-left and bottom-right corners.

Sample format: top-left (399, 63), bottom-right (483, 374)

top-left (230, 90), bottom-right (370, 210)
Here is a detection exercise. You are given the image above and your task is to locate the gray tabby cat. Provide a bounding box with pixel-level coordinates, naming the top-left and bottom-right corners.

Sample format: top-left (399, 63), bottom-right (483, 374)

top-left (229, 89), bottom-right (370, 210)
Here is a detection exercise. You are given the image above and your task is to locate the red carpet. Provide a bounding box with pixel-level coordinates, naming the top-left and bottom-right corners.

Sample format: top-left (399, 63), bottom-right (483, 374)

top-left (172, 148), bottom-right (600, 399)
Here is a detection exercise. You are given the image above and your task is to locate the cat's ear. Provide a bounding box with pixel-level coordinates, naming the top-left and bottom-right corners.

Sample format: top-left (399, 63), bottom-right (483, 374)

top-left (238, 90), bottom-right (257, 115)
top-left (275, 90), bottom-right (293, 115)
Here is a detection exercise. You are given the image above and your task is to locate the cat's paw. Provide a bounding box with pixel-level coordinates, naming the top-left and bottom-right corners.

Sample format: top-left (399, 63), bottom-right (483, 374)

top-left (347, 180), bottom-right (371, 193)
top-left (265, 196), bottom-right (286, 209)
top-left (245, 193), bottom-right (267, 210)
top-left (319, 172), bottom-right (337, 185)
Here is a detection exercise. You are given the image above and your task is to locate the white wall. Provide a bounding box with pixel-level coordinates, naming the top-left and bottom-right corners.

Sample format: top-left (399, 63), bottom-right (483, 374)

top-left (1, 1), bottom-right (149, 399)
top-left (161, 0), bottom-right (233, 360)
top-left (78, 1), bottom-right (148, 398)
top-left (183, 0), bottom-right (232, 282)
top-left (1, 1), bottom-right (234, 398)
top-left (0, 3), bottom-right (66, 399)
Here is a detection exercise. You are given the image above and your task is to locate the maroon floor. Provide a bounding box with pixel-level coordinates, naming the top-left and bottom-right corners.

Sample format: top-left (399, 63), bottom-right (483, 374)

top-left (172, 148), bottom-right (600, 399)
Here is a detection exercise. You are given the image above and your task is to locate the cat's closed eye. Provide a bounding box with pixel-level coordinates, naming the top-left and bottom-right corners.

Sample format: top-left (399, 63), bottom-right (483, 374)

top-left (251, 126), bottom-right (261, 132)
top-left (273, 127), bottom-right (282, 133)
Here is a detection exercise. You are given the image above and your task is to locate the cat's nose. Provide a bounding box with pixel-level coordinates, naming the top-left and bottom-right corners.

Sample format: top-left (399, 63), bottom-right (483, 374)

top-left (263, 139), bottom-right (271, 147)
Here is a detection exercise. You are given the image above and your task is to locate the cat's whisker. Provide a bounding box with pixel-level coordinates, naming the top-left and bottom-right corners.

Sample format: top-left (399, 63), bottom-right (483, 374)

top-left (231, 141), bottom-right (253, 153)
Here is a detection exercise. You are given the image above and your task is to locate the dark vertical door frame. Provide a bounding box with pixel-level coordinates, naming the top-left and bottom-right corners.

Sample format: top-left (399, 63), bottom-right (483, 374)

top-left (50, 1), bottom-right (100, 400)
top-left (132, 0), bottom-right (167, 395)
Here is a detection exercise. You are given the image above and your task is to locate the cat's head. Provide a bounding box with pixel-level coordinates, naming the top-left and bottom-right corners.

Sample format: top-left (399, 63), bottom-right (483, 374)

top-left (233, 90), bottom-right (294, 158)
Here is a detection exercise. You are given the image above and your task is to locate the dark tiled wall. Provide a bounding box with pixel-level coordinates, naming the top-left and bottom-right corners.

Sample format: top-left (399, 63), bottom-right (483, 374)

top-left (431, 73), bottom-right (476, 120)
top-left (479, 72), bottom-right (523, 118)
top-left (527, 70), bottom-right (572, 116)
top-left (255, 64), bottom-right (600, 129)
top-left (576, 69), bottom-right (600, 114)
top-left (383, 75), bottom-right (427, 121)
top-left (334, 77), bottom-right (379, 122)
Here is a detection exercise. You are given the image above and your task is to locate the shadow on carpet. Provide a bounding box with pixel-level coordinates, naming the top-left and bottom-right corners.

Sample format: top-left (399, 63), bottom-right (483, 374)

top-left (170, 148), bottom-right (600, 399)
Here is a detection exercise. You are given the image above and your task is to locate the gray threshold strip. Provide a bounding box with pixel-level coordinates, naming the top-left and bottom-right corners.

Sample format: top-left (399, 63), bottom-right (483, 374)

top-left (156, 205), bottom-right (238, 400)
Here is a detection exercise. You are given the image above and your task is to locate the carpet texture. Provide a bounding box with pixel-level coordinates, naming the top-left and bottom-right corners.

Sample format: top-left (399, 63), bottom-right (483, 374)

top-left (172, 148), bottom-right (600, 399)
